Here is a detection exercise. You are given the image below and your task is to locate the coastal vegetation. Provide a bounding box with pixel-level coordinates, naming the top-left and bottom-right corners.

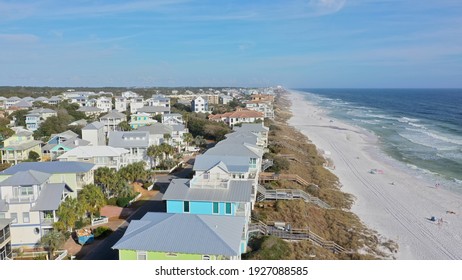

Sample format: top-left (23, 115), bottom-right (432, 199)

top-left (246, 91), bottom-right (397, 260)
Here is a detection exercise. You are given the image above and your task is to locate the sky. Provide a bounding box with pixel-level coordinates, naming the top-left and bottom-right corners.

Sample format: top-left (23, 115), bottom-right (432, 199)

top-left (1, 0), bottom-right (462, 88)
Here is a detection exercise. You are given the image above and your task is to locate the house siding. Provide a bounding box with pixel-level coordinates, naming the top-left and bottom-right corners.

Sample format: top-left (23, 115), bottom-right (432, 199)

top-left (119, 250), bottom-right (223, 260)
top-left (167, 200), bottom-right (236, 216)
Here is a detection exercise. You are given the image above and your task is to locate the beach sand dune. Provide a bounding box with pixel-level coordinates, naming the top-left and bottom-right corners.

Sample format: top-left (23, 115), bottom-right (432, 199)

top-left (288, 90), bottom-right (462, 260)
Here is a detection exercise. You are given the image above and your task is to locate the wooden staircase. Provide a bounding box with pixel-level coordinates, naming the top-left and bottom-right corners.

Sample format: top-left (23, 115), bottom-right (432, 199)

top-left (248, 218), bottom-right (347, 254)
top-left (259, 172), bottom-right (310, 186)
top-left (256, 184), bottom-right (331, 209)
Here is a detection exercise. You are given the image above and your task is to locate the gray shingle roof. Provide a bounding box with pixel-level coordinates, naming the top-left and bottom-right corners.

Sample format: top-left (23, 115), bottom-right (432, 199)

top-left (193, 155), bottom-right (250, 173)
top-left (0, 162), bottom-right (95, 175)
top-left (163, 179), bottom-right (252, 203)
top-left (112, 212), bottom-right (245, 256)
top-left (14, 100), bottom-right (33, 108)
top-left (31, 183), bottom-right (73, 211)
top-left (0, 170), bottom-right (51, 186)
top-left (108, 131), bottom-right (149, 148)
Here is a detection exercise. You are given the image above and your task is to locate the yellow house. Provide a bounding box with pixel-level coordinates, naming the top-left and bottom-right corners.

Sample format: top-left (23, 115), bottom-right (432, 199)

top-left (1, 131), bottom-right (42, 164)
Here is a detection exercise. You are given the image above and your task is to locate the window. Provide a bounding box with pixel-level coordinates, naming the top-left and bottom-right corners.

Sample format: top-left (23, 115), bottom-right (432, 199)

top-left (20, 186), bottom-right (33, 196)
top-left (183, 201), bottom-right (190, 213)
top-left (10, 213), bottom-right (17, 224)
top-left (225, 203), bottom-right (232, 215)
top-left (203, 172), bottom-right (209, 180)
top-left (0, 213), bottom-right (5, 219)
top-left (137, 251), bottom-right (147, 260)
top-left (212, 202), bottom-right (219, 214)
top-left (22, 212), bottom-right (30, 223)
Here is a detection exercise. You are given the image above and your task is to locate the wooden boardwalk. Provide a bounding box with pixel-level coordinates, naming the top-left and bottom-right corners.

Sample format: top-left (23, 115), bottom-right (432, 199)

top-left (259, 172), bottom-right (309, 186)
top-left (256, 184), bottom-right (331, 209)
top-left (248, 219), bottom-right (347, 254)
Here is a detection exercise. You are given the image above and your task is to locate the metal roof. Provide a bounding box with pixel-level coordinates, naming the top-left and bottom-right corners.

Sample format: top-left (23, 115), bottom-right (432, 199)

top-left (77, 106), bottom-right (103, 112)
top-left (31, 183), bottom-right (73, 211)
top-left (193, 154), bottom-right (250, 173)
top-left (83, 121), bottom-right (104, 130)
top-left (0, 170), bottom-right (51, 186)
top-left (58, 146), bottom-right (129, 159)
top-left (100, 109), bottom-right (126, 120)
top-left (205, 142), bottom-right (263, 158)
top-left (108, 131), bottom-right (150, 148)
top-left (135, 123), bottom-right (172, 135)
top-left (138, 106), bottom-right (170, 113)
top-left (233, 123), bottom-right (269, 133)
top-left (0, 218), bottom-right (13, 229)
top-left (2, 140), bottom-right (42, 151)
top-left (0, 161), bottom-right (95, 175)
top-left (162, 179), bottom-right (252, 203)
top-left (29, 108), bottom-right (57, 114)
top-left (112, 212), bottom-right (245, 256)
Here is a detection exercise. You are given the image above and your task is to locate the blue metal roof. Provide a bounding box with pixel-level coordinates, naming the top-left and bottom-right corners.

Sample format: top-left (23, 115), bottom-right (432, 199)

top-left (0, 161), bottom-right (95, 175)
top-left (0, 170), bottom-right (51, 186)
top-left (31, 183), bottom-right (73, 211)
top-left (112, 213), bottom-right (245, 256)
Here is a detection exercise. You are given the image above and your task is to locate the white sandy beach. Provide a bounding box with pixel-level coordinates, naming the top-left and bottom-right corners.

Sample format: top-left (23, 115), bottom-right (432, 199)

top-left (288, 90), bottom-right (462, 260)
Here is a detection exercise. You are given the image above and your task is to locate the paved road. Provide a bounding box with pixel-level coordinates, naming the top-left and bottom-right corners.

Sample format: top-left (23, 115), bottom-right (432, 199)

top-left (81, 165), bottom-right (193, 260)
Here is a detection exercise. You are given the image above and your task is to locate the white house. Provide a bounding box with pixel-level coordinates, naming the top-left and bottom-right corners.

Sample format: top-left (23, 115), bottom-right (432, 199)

top-left (0, 170), bottom-right (73, 248)
top-left (99, 109), bottom-right (127, 133)
top-left (121, 91), bottom-right (139, 99)
top-left (129, 97), bottom-right (145, 113)
top-left (108, 131), bottom-right (150, 165)
top-left (95, 96), bottom-right (113, 112)
top-left (58, 146), bottom-right (130, 170)
top-left (82, 121), bottom-right (106, 146)
top-left (191, 96), bottom-right (209, 113)
top-left (114, 97), bottom-right (128, 112)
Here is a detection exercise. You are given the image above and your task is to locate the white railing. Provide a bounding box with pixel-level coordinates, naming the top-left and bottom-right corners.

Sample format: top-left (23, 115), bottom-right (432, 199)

top-left (91, 216), bottom-right (109, 226)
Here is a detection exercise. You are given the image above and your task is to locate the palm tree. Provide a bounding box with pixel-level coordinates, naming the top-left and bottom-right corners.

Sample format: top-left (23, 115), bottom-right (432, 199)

top-left (78, 184), bottom-right (106, 219)
top-left (147, 145), bottom-right (163, 168)
top-left (182, 132), bottom-right (193, 151)
top-left (163, 133), bottom-right (172, 145)
top-left (40, 231), bottom-right (66, 260)
top-left (56, 197), bottom-right (84, 232)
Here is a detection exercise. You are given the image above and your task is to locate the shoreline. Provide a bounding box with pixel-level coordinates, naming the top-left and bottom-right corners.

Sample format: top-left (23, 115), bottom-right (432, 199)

top-left (287, 90), bottom-right (462, 260)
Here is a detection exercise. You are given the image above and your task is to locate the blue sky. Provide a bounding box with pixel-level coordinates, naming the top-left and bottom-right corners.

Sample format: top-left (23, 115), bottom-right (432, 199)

top-left (1, 0), bottom-right (461, 88)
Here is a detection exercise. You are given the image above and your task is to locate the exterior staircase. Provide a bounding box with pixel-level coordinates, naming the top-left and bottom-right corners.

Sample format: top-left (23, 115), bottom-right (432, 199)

top-left (256, 184), bottom-right (331, 209)
top-left (261, 159), bottom-right (274, 171)
top-left (248, 218), bottom-right (347, 254)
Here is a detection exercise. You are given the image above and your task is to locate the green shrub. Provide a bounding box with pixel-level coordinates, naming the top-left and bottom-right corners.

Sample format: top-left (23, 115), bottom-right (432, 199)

top-left (107, 197), bottom-right (118, 206)
top-left (93, 226), bottom-right (113, 239)
top-left (116, 197), bottom-right (132, 207)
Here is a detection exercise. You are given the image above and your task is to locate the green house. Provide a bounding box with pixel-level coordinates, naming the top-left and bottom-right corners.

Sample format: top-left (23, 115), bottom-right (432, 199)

top-left (113, 212), bottom-right (246, 260)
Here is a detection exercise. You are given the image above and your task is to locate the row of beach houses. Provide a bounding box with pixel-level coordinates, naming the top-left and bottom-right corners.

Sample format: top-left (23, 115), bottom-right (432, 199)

top-left (112, 123), bottom-right (269, 260)
top-left (0, 89), bottom-right (276, 260)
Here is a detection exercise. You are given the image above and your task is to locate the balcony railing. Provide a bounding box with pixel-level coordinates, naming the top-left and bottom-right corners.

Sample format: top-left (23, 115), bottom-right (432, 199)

top-left (0, 231), bottom-right (10, 245)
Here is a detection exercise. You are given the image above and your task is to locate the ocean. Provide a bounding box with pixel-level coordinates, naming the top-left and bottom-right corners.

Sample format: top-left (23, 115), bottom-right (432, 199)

top-left (296, 88), bottom-right (462, 191)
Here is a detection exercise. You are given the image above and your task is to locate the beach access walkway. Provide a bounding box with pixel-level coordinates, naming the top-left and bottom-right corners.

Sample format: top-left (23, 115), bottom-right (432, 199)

top-left (249, 218), bottom-right (347, 254)
top-left (259, 172), bottom-right (310, 186)
top-left (256, 184), bottom-right (331, 209)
